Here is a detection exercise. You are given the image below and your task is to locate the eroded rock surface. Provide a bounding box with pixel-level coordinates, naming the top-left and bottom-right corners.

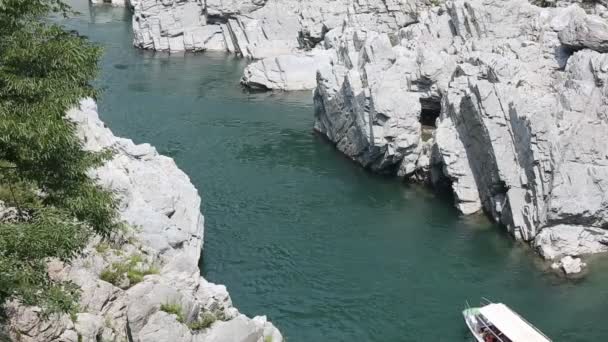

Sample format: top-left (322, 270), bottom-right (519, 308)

top-left (308, 0), bottom-right (608, 273)
top-left (6, 99), bottom-right (282, 342)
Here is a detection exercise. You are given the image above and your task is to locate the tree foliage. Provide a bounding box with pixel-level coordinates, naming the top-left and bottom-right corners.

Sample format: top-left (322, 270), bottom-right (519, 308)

top-left (0, 0), bottom-right (119, 315)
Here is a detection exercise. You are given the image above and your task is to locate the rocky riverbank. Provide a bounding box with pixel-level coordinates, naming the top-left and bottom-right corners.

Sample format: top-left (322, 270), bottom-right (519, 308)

top-left (5, 99), bottom-right (282, 342)
top-left (124, 0), bottom-right (608, 275)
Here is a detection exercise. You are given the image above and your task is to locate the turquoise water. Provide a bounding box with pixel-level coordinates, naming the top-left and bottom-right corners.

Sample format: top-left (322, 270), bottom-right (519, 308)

top-left (64, 3), bottom-right (608, 341)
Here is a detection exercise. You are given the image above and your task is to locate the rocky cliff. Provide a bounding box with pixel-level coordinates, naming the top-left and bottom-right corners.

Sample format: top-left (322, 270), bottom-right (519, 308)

top-left (311, 0), bottom-right (608, 275)
top-left (5, 99), bottom-right (282, 342)
top-left (127, 0), bottom-right (608, 275)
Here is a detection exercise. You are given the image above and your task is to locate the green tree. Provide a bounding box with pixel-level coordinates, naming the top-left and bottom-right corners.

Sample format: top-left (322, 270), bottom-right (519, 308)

top-left (0, 0), bottom-right (119, 315)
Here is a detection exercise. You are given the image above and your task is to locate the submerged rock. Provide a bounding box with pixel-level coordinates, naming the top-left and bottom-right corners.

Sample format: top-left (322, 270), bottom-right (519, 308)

top-left (6, 99), bottom-right (282, 342)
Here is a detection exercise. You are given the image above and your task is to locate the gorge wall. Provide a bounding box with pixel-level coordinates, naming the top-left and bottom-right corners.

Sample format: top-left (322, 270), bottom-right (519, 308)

top-left (5, 99), bottom-right (282, 342)
top-left (127, 0), bottom-right (608, 275)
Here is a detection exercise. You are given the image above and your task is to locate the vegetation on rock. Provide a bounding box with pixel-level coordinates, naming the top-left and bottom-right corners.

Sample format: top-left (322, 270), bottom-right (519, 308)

top-left (160, 303), bottom-right (185, 323)
top-left (188, 312), bottom-right (217, 331)
top-left (99, 254), bottom-right (159, 288)
top-left (0, 0), bottom-right (119, 316)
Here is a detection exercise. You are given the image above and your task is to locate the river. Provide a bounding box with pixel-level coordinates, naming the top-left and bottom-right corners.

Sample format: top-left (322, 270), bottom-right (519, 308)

top-left (64, 2), bottom-right (608, 341)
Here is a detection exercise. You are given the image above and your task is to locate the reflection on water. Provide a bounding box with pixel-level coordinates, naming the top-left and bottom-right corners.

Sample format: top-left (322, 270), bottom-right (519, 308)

top-left (63, 2), bottom-right (608, 341)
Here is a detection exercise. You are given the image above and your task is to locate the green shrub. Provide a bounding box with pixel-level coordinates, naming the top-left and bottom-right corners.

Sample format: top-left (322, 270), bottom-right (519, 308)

top-left (0, 0), bottom-right (121, 316)
top-left (188, 312), bottom-right (217, 331)
top-left (99, 267), bottom-right (123, 286)
top-left (160, 303), bottom-right (185, 323)
top-left (99, 254), bottom-right (158, 288)
top-left (95, 241), bottom-right (111, 254)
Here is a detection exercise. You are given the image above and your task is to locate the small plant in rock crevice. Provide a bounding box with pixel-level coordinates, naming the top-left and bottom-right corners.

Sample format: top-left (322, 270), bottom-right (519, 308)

top-left (188, 312), bottom-right (217, 331)
top-left (160, 303), bottom-right (185, 323)
top-left (99, 254), bottom-right (159, 288)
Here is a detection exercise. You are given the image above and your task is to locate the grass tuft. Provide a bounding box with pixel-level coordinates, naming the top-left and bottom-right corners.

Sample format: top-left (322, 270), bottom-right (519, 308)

top-left (188, 312), bottom-right (217, 331)
top-left (99, 253), bottom-right (159, 288)
top-left (160, 303), bottom-right (185, 323)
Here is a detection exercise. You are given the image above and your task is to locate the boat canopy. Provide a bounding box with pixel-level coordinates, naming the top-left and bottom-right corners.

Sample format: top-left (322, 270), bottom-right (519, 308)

top-left (478, 303), bottom-right (551, 342)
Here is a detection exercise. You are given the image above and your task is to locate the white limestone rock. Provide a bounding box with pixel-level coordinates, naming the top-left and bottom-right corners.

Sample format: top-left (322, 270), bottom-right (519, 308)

top-left (138, 312), bottom-right (193, 342)
top-left (132, 0), bottom-right (209, 52)
top-left (205, 0), bottom-right (265, 17)
top-left (432, 117), bottom-right (482, 215)
top-left (6, 99), bottom-right (282, 341)
top-left (132, 0), bottom-right (427, 56)
top-left (311, 0), bottom-right (608, 262)
top-left (241, 50), bottom-right (335, 90)
top-left (559, 255), bottom-right (586, 275)
top-left (5, 303), bottom-right (75, 342)
top-left (74, 313), bottom-right (104, 342)
top-left (193, 315), bottom-right (277, 342)
top-left (534, 225), bottom-right (608, 260)
top-left (559, 10), bottom-right (608, 52)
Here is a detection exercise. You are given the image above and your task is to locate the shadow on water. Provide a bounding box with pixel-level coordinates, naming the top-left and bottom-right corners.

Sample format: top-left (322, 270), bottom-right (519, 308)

top-left (62, 2), bottom-right (608, 341)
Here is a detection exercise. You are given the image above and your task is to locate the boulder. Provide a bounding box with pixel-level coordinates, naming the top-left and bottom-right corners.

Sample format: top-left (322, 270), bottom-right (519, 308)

top-left (559, 10), bottom-right (608, 52)
top-left (559, 255), bottom-right (586, 274)
top-left (241, 50), bottom-right (335, 90)
top-left (534, 225), bottom-right (608, 260)
top-left (5, 303), bottom-right (74, 342)
top-left (74, 313), bottom-right (104, 342)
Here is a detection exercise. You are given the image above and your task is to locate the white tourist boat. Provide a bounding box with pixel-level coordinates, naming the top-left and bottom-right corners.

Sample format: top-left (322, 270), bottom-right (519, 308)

top-left (462, 301), bottom-right (552, 342)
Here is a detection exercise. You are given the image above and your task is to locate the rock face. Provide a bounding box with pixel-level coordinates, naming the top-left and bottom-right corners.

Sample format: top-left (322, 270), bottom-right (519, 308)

top-left (241, 50), bottom-right (336, 91)
top-left (308, 0), bottom-right (608, 272)
top-left (129, 0), bottom-right (608, 272)
top-left (130, 0), bottom-right (426, 89)
top-left (6, 99), bottom-right (282, 342)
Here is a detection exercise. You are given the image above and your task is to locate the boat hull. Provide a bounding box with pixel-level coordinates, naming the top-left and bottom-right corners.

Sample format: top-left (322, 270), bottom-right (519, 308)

top-left (463, 308), bottom-right (485, 342)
